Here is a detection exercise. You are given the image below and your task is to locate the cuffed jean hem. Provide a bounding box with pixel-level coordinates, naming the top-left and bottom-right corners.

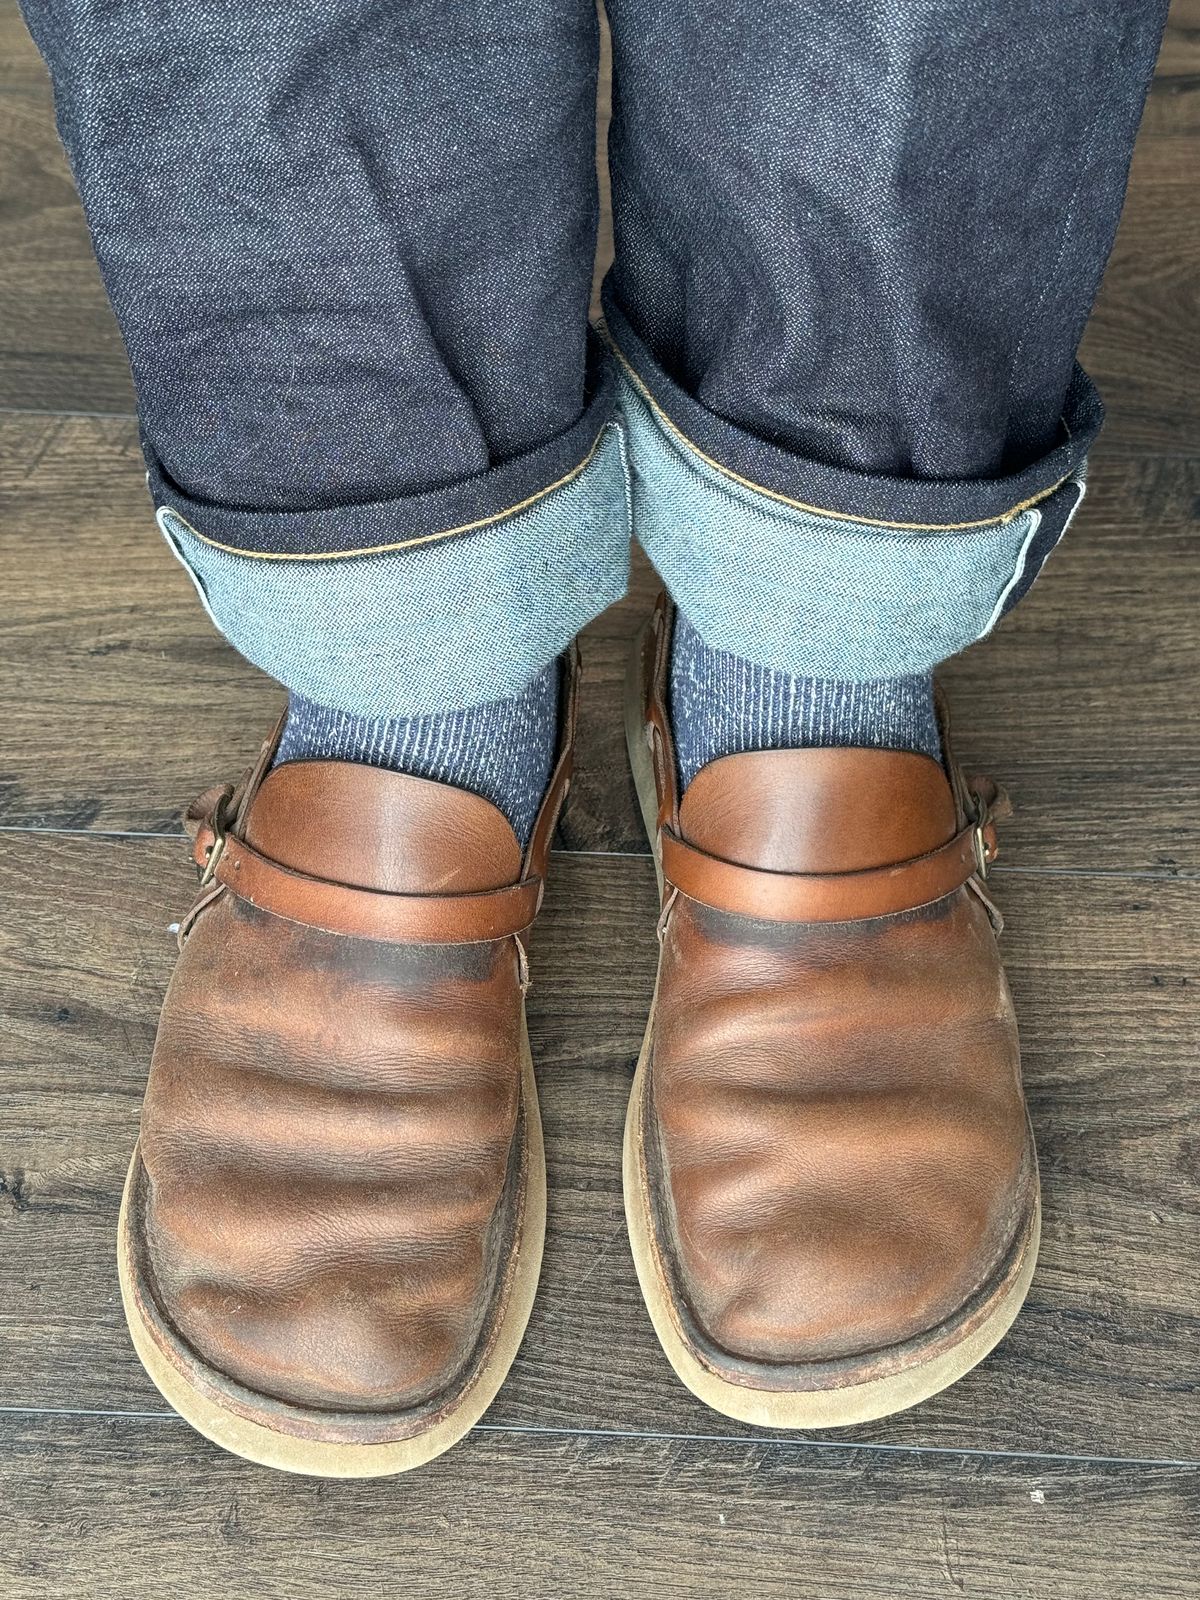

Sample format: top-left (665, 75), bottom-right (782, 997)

top-left (601, 290), bottom-right (1094, 680)
top-left (153, 370), bottom-right (632, 718)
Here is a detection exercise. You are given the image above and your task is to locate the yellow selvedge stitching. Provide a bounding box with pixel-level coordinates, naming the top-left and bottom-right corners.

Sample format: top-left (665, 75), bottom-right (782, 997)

top-left (601, 323), bottom-right (1072, 533)
top-left (160, 426), bottom-right (610, 560)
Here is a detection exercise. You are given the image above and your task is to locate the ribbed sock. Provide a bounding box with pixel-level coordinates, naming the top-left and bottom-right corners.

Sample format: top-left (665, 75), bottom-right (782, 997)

top-left (670, 614), bottom-right (941, 792)
top-left (273, 664), bottom-right (558, 847)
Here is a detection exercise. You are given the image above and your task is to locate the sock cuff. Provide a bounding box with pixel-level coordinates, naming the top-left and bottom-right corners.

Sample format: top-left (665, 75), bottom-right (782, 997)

top-left (670, 614), bottom-right (941, 792)
top-left (274, 663), bottom-right (559, 845)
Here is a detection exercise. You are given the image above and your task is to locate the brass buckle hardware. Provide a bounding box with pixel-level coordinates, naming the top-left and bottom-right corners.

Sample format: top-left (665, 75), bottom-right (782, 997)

top-left (973, 824), bottom-right (990, 880)
top-left (197, 810), bottom-right (228, 886)
top-left (969, 794), bottom-right (992, 879)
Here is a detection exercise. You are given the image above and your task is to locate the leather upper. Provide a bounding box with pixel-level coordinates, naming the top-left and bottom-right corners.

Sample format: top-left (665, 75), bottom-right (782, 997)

top-left (640, 600), bottom-right (1034, 1368)
top-left (136, 655), bottom-right (575, 1414)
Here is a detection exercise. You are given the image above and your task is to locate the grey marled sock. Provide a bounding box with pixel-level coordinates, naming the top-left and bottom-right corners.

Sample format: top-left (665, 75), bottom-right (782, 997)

top-left (670, 614), bottom-right (941, 792)
top-left (273, 664), bottom-right (558, 847)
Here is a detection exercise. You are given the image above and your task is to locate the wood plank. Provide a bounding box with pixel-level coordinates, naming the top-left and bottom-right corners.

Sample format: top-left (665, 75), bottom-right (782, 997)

top-left (0, 414), bottom-right (273, 833)
top-left (1156, 0), bottom-right (1200, 90)
top-left (5, 412), bottom-right (1196, 870)
top-left (1, 835), bottom-right (1196, 1460)
top-left (0, 1415), bottom-right (1196, 1600)
top-left (1081, 170), bottom-right (1200, 455)
top-left (0, 81), bottom-right (135, 414)
top-left (0, 2), bottom-right (44, 78)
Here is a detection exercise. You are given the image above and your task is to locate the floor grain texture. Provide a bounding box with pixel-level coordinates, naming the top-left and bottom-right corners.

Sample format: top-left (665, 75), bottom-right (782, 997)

top-left (2, 1418), bottom-right (1198, 1600)
top-left (1, 0), bottom-right (1198, 1593)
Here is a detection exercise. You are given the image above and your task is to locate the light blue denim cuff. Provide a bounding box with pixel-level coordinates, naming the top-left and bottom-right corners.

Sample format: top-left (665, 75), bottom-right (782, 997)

top-left (612, 356), bottom-right (1087, 681)
top-left (158, 421), bottom-right (631, 718)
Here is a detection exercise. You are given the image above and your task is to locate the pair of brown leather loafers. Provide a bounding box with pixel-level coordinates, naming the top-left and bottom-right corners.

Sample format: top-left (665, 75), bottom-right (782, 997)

top-left (119, 595), bottom-right (1039, 1475)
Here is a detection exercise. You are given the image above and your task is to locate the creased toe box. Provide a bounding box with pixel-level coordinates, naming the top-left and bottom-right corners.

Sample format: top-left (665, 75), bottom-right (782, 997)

top-left (650, 895), bottom-right (1035, 1370)
top-left (136, 902), bottom-right (522, 1415)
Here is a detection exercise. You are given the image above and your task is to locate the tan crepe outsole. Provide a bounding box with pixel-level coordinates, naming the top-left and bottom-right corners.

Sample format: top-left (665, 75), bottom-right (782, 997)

top-left (622, 630), bottom-right (1040, 1428)
top-left (118, 1024), bottom-right (546, 1477)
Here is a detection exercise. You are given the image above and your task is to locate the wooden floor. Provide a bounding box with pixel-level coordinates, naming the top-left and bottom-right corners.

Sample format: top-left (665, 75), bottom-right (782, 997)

top-left (2, 3), bottom-right (1198, 1595)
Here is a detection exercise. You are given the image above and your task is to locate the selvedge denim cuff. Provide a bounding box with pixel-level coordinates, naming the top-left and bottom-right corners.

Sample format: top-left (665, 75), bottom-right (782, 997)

top-left (602, 290), bottom-right (1098, 681)
top-left (152, 357), bottom-right (631, 718)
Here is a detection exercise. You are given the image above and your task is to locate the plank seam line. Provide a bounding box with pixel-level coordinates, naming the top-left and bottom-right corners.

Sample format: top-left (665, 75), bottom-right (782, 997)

top-left (0, 1407), bottom-right (1196, 1470)
top-left (0, 405), bottom-right (138, 421)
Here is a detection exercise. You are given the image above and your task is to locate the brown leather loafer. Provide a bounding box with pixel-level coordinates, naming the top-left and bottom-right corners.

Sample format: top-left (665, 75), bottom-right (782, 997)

top-left (118, 651), bottom-right (578, 1476)
top-left (623, 598), bottom-right (1039, 1427)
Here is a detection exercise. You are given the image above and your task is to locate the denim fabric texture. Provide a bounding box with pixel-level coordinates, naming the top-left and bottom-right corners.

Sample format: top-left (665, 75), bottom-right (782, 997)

top-left (143, 349), bottom-right (622, 559)
top-left (158, 420), bottom-right (630, 716)
top-left (603, 0), bottom-right (1167, 485)
top-left (616, 362), bottom-right (1089, 679)
top-left (21, 0), bottom-right (606, 516)
top-left (22, 0), bottom-right (1169, 706)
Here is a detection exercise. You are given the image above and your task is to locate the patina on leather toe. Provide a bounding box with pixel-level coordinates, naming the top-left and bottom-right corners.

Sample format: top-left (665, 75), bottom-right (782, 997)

top-left (118, 650), bottom-right (578, 1475)
top-left (623, 597), bottom-right (1039, 1427)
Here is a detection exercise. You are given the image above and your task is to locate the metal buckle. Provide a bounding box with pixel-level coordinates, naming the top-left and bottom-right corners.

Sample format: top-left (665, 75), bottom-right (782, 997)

top-left (973, 824), bottom-right (990, 880)
top-left (197, 810), bottom-right (228, 886)
top-left (969, 794), bottom-right (992, 879)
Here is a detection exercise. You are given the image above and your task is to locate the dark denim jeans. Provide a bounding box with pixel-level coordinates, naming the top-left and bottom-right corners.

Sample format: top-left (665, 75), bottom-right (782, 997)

top-left (22, 0), bottom-right (1169, 713)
